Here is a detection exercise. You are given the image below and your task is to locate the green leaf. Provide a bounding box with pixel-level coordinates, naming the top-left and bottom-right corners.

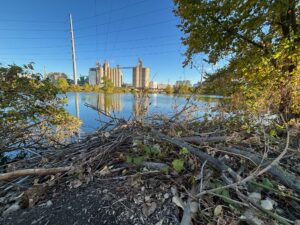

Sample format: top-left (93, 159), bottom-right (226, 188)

top-left (179, 147), bottom-right (189, 155)
top-left (172, 159), bottom-right (185, 173)
top-left (262, 178), bottom-right (274, 189)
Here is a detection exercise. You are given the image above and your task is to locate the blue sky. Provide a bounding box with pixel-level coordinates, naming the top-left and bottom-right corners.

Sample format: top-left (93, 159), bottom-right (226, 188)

top-left (0, 0), bottom-right (216, 84)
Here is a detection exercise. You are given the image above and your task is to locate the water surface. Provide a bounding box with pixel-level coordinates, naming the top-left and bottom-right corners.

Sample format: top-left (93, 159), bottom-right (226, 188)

top-left (64, 92), bottom-right (220, 134)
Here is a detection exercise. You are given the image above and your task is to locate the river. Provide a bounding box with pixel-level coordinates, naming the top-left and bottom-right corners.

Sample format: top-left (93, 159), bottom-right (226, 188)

top-left (64, 92), bottom-right (221, 134)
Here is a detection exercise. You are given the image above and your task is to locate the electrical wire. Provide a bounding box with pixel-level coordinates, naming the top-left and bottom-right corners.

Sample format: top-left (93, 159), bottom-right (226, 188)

top-left (76, 19), bottom-right (177, 39)
top-left (74, 0), bottom-right (150, 23)
top-left (74, 7), bottom-right (171, 31)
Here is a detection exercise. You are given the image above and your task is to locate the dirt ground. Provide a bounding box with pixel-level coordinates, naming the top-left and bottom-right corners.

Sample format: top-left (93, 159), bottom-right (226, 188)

top-left (1, 176), bottom-right (180, 225)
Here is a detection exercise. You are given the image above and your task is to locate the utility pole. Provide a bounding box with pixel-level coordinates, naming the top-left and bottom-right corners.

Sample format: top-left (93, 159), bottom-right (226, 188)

top-left (69, 13), bottom-right (77, 85)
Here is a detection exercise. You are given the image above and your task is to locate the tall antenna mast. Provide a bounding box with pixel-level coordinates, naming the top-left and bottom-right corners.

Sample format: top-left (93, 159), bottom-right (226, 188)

top-left (69, 14), bottom-right (77, 85)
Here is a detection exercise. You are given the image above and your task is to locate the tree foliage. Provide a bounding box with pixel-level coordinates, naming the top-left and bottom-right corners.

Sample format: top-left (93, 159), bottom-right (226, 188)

top-left (56, 77), bottom-right (69, 91)
top-left (0, 64), bottom-right (81, 154)
top-left (174, 0), bottom-right (300, 120)
top-left (46, 72), bottom-right (68, 83)
top-left (102, 77), bottom-right (114, 93)
top-left (164, 84), bottom-right (174, 94)
top-left (174, 84), bottom-right (191, 94)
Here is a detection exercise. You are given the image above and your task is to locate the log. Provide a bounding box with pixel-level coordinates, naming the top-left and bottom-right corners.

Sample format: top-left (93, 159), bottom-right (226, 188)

top-left (0, 166), bottom-right (73, 181)
top-left (180, 136), bottom-right (227, 144)
top-left (180, 135), bottom-right (300, 194)
top-left (222, 147), bottom-right (300, 194)
top-left (141, 162), bottom-right (167, 170)
top-left (152, 131), bottom-right (238, 180)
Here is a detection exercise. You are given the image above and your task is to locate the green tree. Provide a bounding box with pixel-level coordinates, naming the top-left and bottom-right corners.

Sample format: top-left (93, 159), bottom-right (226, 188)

top-left (0, 64), bottom-right (81, 154)
top-left (68, 84), bottom-right (82, 92)
top-left (174, 0), bottom-right (300, 120)
top-left (46, 72), bottom-right (68, 83)
top-left (164, 84), bottom-right (174, 94)
top-left (83, 83), bottom-right (93, 92)
top-left (102, 77), bottom-right (114, 93)
top-left (56, 77), bottom-right (69, 91)
top-left (174, 84), bottom-right (191, 94)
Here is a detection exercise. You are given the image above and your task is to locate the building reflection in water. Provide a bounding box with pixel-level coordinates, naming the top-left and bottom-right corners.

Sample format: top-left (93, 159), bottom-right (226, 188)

top-left (85, 93), bottom-right (122, 115)
top-left (133, 93), bottom-right (149, 119)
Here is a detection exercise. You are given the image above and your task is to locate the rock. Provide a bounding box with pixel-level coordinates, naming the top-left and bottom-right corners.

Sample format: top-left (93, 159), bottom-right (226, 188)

top-left (2, 203), bottom-right (20, 217)
top-left (248, 192), bottom-right (261, 203)
top-left (214, 205), bottom-right (222, 217)
top-left (142, 202), bottom-right (157, 217)
top-left (46, 200), bottom-right (53, 207)
top-left (171, 186), bottom-right (177, 196)
top-left (69, 179), bottom-right (82, 189)
top-left (242, 209), bottom-right (264, 225)
top-left (261, 199), bottom-right (273, 210)
top-left (99, 166), bottom-right (110, 176)
top-left (163, 193), bottom-right (170, 199)
top-left (104, 132), bottom-right (110, 138)
top-left (0, 197), bottom-right (6, 204)
top-left (145, 195), bottom-right (151, 202)
top-left (141, 186), bottom-right (145, 192)
top-left (295, 220), bottom-right (300, 225)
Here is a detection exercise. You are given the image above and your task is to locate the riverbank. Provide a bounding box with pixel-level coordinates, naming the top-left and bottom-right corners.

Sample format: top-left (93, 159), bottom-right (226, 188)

top-left (0, 108), bottom-right (299, 225)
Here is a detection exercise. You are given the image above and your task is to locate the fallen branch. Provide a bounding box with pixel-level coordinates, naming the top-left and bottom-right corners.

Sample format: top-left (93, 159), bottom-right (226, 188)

top-left (152, 131), bottom-right (238, 182)
top-left (180, 136), bottom-right (227, 144)
top-left (0, 166), bottom-right (74, 181)
top-left (221, 146), bottom-right (300, 193)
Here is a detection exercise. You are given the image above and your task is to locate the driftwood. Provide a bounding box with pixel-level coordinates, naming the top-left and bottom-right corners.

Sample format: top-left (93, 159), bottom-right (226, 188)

top-left (0, 166), bottom-right (73, 181)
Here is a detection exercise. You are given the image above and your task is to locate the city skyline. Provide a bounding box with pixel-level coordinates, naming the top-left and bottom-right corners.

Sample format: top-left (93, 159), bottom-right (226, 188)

top-left (0, 0), bottom-right (216, 85)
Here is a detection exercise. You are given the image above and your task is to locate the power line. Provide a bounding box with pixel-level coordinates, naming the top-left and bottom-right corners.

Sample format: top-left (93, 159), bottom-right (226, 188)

top-left (76, 42), bottom-right (179, 53)
top-left (0, 50), bottom-right (182, 61)
top-left (0, 19), bottom-right (66, 24)
top-left (0, 52), bottom-right (71, 55)
top-left (0, 36), bottom-right (69, 40)
top-left (0, 34), bottom-right (177, 50)
top-left (0, 43), bottom-right (179, 55)
top-left (74, 7), bottom-right (171, 31)
top-left (74, 0), bottom-right (150, 23)
top-left (76, 19), bottom-right (177, 39)
top-left (0, 44), bottom-right (70, 50)
top-left (0, 27), bottom-right (68, 32)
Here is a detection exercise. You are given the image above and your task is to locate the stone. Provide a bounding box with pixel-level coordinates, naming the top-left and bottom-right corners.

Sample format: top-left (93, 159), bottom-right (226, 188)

top-left (248, 192), bottom-right (262, 203)
top-left (171, 186), bottom-right (177, 196)
top-left (214, 205), bottom-right (222, 217)
top-left (242, 209), bottom-right (264, 225)
top-left (142, 202), bottom-right (157, 217)
top-left (0, 197), bottom-right (6, 204)
top-left (163, 193), bottom-right (169, 199)
top-left (46, 200), bottom-right (53, 207)
top-left (145, 195), bottom-right (151, 202)
top-left (261, 199), bottom-right (273, 211)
